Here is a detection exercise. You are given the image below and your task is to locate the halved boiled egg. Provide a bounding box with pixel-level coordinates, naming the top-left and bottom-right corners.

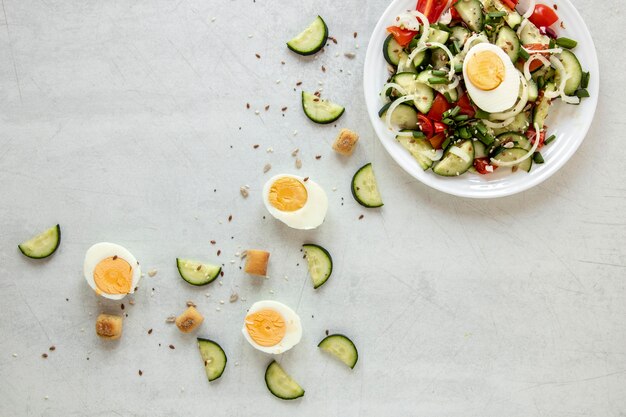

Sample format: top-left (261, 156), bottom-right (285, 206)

top-left (84, 242), bottom-right (142, 300)
top-left (462, 43), bottom-right (520, 113)
top-left (242, 300), bottom-right (302, 354)
top-left (262, 174), bottom-right (328, 230)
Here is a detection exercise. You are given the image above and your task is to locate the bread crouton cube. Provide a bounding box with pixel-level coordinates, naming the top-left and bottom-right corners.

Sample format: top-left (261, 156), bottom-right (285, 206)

top-left (244, 249), bottom-right (270, 277)
top-left (176, 306), bottom-right (204, 333)
top-left (96, 314), bottom-right (123, 340)
top-left (332, 129), bottom-right (359, 156)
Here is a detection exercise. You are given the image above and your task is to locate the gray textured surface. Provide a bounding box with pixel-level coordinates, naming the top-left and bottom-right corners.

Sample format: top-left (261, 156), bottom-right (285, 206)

top-left (0, 0), bottom-right (625, 416)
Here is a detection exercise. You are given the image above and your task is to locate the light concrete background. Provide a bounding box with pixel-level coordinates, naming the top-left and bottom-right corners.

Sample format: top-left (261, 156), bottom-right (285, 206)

top-left (0, 0), bottom-right (624, 416)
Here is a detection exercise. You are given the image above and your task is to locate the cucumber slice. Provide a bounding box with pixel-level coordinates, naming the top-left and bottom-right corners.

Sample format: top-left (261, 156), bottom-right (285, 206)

top-left (383, 34), bottom-right (403, 66)
top-left (18, 224), bottom-right (61, 259)
top-left (491, 111), bottom-right (530, 135)
top-left (416, 70), bottom-right (459, 101)
top-left (432, 139), bottom-right (475, 176)
top-left (177, 258), bottom-right (221, 286)
top-left (495, 26), bottom-right (520, 62)
top-left (197, 338), bottom-right (227, 382)
top-left (555, 50), bottom-right (583, 95)
top-left (379, 103), bottom-right (419, 130)
top-left (491, 0), bottom-right (522, 28)
top-left (392, 73), bottom-right (434, 113)
top-left (534, 83), bottom-right (556, 129)
top-left (286, 16), bottom-right (328, 56)
top-left (519, 20), bottom-right (549, 46)
top-left (426, 27), bottom-right (450, 44)
top-left (450, 26), bottom-right (471, 46)
top-left (301, 91), bottom-right (345, 124)
top-left (302, 244), bottom-right (333, 289)
top-left (474, 140), bottom-right (487, 158)
top-left (265, 361), bottom-right (305, 400)
top-left (318, 334), bottom-right (359, 369)
top-left (493, 132), bottom-right (532, 152)
top-left (492, 147), bottom-right (532, 172)
top-left (351, 163), bottom-right (383, 208)
top-left (396, 135), bottom-right (436, 170)
top-left (527, 78), bottom-right (539, 102)
top-left (454, 0), bottom-right (484, 32)
top-left (397, 52), bottom-right (417, 73)
top-left (430, 47), bottom-right (450, 69)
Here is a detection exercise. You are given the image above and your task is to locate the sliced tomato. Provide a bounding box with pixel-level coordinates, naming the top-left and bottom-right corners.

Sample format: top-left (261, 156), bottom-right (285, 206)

top-left (417, 114), bottom-right (434, 138)
top-left (429, 132), bottom-right (447, 149)
top-left (433, 121), bottom-right (447, 133)
top-left (473, 157), bottom-right (497, 174)
top-left (501, 0), bottom-right (518, 10)
top-left (427, 94), bottom-right (451, 122)
top-left (456, 92), bottom-right (476, 118)
top-left (416, 0), bottom-right (449, 23)
top-left (526, 128), bottom-right (545, 149)
top-left (450, 6), bottom-right (461, 21)
top-left (529, 4), bottom-right (559, 28)
top-left (520, 43), bottom-right (548, 72)
top-left (387, 26), bottom-right (418, 47)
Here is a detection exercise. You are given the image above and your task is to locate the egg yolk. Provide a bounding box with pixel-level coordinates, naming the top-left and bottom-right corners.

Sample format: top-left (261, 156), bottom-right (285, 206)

top-left (467, 51), bottom-right (505, 91)
top-left (93, 256), bottom-right (133, 294)
top-left (245, 309), bottom-right (286, 347)
top-left (268, 177), bottom-right (308, 212)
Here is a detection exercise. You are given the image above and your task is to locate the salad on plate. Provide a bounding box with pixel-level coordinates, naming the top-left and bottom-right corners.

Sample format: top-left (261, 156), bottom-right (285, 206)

top-left (379, 0), bottom-right (591, 176)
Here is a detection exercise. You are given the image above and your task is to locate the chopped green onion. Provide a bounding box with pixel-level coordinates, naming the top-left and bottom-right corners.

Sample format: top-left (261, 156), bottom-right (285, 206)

top-left (575, 88), bottom-right (590, 98)
top-left (533, 152), bottom-right (545, 164)
top-left (454, 114), bottom-right (469, 122)
top-left (431, 69), bottom-right (447, 76)
top-left (487, 11), bottom-right (506, 17)
top-left (443, 92), bottom-right (453, 103)
top-left (428, 77), bottom-right (449, 85)
top-left (458, 127), bottom-right (471, 139)
top-left (581, 71), bottom-right (590, 89)
top-left (450, 41), bottom-right (460, 55)
top-left (442, 118), bottom-right (454, 125)
top-left (444, 106), bottom-right (461, 118)
top-left (435, 23), bottom-right (452, 33)
top-left (475, 131), bottom-right (494, 146)
top-left (519, 47), bottom-right (530, 60)
top-left (454, 63), bottom-right (463, 73)
top-left (548, 39), bottom-right (556, 49)
top-left (556, 37), bottom-right (578, 49)
top-left (441, 137), bottom-right (451, 149)
top-left (475, 122), bottom-right (488, 135)
top-left (412, 131), bottom-right (426, 138)
top-left (544, 134), bottom-right (556, 145)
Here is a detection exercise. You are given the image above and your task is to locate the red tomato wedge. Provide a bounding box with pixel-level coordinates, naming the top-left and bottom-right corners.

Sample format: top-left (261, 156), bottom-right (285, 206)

top-left (520, 43), bottom-right (549, 72)
top-left (416, 0), bottom-right (449, 23)
top-left (417, 114), bottom-right (434, 138)
top-left (457, 93), bottom-right (476, 118)
top-left (387, 26), bottom-right (417, 47)
top-left (526, 129), bottom-right (546, 149)
top-left (473, 157), bottom-right (497, 174)
top-left (501, 0), bottom-right (519, 10)
top-left (427, 94), bottom-right (451, 122)
top-left (429, 132), bottom-right (447, 149)
top-left (529, 4), bottom-right (559, 28)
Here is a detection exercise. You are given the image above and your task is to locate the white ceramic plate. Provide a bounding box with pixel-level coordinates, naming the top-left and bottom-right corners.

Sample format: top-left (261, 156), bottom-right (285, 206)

top-left (363, 0), bottom-right (599, 198)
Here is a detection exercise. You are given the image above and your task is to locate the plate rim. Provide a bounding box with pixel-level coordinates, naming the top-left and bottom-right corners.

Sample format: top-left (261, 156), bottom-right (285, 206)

top-left (363, 0), bottom-right (600, 199)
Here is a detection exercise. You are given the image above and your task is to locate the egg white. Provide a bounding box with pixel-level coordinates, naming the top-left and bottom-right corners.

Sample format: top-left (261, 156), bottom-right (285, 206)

top-left (83, 242), bottom-right (142, 300)
top-left (262, 174), bottom-right (328, 230)
top-left (242, 300), bottom-right (303, 354)
top-left (463, 43), bottom-right (521, 113)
